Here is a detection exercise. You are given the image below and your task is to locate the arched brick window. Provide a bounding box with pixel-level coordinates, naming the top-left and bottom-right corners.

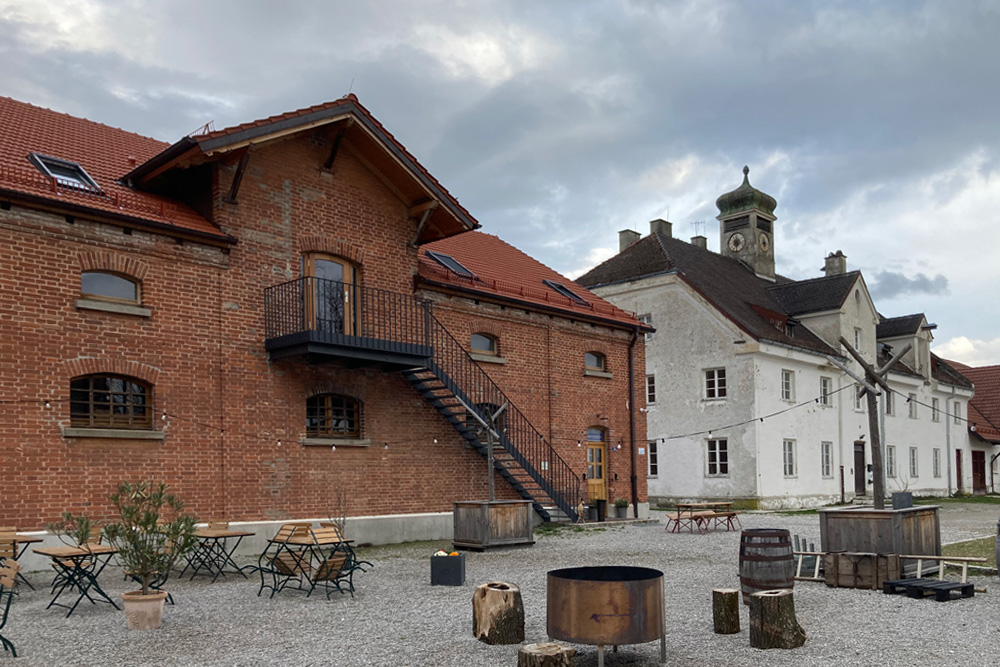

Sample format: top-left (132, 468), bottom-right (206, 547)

top-left (81, 271), bottom-right (140, 304)
top-left (70, 374), bottom-right (153, 429)
top-left (585, 351), bottom-right (606, 371)
top-left (306, 394), bottom-right (361, 438)
top-left (471, 333), bottom-right (499, 356)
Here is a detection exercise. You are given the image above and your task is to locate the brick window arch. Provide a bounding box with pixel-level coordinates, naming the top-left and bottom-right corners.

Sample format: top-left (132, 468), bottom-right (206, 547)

top-left (306, 393), bottom-right (361, 438)
top-left (81, 271), bottom-right (140, 304)
top-left (471, 332), bottom-right (499, 356)
top-left (70, 374), bottom-right (153, 429)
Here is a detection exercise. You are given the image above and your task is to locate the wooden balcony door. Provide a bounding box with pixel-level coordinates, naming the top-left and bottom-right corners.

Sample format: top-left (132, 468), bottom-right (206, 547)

top-left (305, 254), bottom-right (357, 335)
top-left (586, 427), bottom-right (608, 501)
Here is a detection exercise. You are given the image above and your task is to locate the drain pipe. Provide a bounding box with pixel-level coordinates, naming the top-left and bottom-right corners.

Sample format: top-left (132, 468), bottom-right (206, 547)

top-left (628, 328), bottom-right (639, 518)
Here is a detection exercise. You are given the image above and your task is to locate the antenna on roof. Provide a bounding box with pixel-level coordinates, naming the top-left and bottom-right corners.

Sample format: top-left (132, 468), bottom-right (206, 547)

top-left (692, 220), bottom-right (706, 236)
top-left (188, 120), bottom-right (215, 137)
top-left (349, 78), bottom-right (355, 94)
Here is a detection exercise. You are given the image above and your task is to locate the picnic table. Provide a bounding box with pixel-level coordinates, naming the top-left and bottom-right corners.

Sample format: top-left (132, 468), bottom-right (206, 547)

top-left (180, 527), bottom-right (256, 583)
top-left (665, 502), bottom-right (742, 533)
top-left (33, 544), bottom-right (119, 617)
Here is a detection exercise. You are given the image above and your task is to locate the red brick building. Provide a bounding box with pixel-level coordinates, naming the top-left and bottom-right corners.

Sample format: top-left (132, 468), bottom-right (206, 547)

top-left (0, 95), bottom-right (649, 539)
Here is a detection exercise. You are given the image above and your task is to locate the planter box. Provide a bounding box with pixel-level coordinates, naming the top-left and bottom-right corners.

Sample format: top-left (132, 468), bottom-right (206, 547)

top-left (824, 552), bottom-right (901, 590)
top-left (819, 505), bottom-right (941, 557)
top-left (453, 500), bottom-right (534, 551)
top-left (430, 553), bottom-right (465, 586)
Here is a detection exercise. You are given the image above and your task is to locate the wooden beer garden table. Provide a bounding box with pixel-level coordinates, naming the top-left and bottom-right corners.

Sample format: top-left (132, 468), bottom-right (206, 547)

top-left (180, 527), bottom-right (256, 583)
top-left (33, 544), bottom-right (119, 617)
top-left (666, 502), bottom-right (742, 533)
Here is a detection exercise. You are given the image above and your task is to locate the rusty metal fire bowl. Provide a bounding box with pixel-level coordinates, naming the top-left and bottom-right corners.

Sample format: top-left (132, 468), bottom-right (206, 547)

top-left (547, 566), bottom-right (666, 664)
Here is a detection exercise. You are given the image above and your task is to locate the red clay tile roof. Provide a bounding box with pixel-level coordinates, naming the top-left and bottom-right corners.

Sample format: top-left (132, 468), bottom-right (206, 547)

top-left (127, 94), bottom-right (477, 235)
top-left (0, 96), bottom-right (230, 242)
top-left (948, 361), bottom-right (1000, 442)
top-left (418, 232), bottom-right (647, 330)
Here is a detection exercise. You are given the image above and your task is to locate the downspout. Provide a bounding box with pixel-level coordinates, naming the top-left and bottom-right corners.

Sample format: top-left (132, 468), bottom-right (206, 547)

top-left (946, 387), bottom-right (954, 495)
top-left (628, 328), bottom-right (639, 518)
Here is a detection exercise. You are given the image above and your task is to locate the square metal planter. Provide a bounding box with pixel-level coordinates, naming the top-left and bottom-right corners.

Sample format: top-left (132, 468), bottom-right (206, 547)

top-left (430, 553), bottom-right (466, 586)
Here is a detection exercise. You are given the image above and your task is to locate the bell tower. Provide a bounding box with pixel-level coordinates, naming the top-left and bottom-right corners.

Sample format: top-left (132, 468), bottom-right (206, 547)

top-left (716, 166), bottom-right (777, 280)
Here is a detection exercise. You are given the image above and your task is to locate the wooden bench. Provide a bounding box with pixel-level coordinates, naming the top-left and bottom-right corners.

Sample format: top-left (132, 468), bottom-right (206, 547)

top-left (664, 510), bottom-right (715, 533)
top-left (712, 511), bottom-right (742, 531)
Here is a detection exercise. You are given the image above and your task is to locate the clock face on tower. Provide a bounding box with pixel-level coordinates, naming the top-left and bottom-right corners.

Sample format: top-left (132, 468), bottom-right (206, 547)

top-left (728, 232), bottom-right (746, 253)
top-left (758, 233), bottom-right (770, 252)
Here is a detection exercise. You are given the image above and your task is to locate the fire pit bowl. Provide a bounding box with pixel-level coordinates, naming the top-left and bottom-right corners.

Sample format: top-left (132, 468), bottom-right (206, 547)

top-left (547, 566), bottom-right (665, 664)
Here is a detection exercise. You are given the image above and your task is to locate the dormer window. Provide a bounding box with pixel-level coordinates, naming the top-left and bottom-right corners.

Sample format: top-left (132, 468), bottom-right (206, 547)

top-left (28, 153), bottom-right (100, 192)
top-left (543, 280), bottom-right (588, 305)
top-left (426, 250), bottom-right (474, 278)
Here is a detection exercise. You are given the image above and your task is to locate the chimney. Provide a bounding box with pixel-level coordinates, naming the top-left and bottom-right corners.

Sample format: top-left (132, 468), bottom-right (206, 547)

top-left (619, 229), bottom-right (641, 252)
top-left (823, 250), bottom-right (847, 276)
top-left (691, 235), bottom-right (707, 249)
top-left (649, 218), bottom-right (672, 238)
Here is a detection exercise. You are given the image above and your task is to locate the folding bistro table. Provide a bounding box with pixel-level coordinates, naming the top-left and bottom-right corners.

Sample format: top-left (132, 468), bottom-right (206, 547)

top-left (181, 527), bottom-right (256, 583)
top-left (9, 534), bottom-right (42, 590)
top-left (33, 544), bottom-right (119, 617)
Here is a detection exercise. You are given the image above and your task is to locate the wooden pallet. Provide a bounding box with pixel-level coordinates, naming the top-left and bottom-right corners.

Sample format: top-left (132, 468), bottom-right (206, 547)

top-left (883, 578), bottom-right (975, 602)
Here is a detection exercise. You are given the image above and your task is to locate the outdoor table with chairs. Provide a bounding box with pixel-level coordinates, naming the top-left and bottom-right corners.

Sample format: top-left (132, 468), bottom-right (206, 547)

top-left (0, 528), bottom-right (41, 590)
top-left (180, 521), bottom-right (256, 583)
top-left (257, 522), bottom-right (371, 599)
top-left (33, 543), bottom-right (119, 617)
top-left (664, 501), bottom-right (742, 534)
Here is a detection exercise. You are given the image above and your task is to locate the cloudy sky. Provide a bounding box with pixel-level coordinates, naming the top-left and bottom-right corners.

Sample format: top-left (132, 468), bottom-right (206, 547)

top-left (2, 0), bottom-right (999, 364)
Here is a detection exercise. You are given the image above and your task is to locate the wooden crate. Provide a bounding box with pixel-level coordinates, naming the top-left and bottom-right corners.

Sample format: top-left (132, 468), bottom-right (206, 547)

top-left (824, 552), bottom-right (901, 590)
top-left (453, 500), bottom-right (535, 551)
top-left (819, 505), bottom-right (941, 557)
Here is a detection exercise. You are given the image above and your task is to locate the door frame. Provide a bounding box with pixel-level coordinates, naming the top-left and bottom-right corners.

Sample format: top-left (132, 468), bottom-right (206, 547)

top-left (972, 450), bottom-right (986, 494)
top-left (853, 441), bottom-right (866, 496)
top-left (586, 427), bottom-right (608, 502)
top-left (303, 253), bottom-right (358, 334)
top-left (955, 450), bottom-right (964, 493)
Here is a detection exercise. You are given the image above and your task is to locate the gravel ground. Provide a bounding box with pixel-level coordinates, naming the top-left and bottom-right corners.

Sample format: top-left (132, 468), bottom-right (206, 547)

top-left (4, 503), bottom-right (998, 666)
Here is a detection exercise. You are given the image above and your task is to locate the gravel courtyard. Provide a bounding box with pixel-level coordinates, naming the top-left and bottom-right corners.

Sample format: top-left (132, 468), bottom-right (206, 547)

top-left (4, 503), bottom-right (997, 666)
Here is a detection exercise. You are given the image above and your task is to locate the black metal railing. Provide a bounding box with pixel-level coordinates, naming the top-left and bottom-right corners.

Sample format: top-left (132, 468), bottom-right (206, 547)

top-left (427, 314), bottom-right (579, 521)
top-left (264, 277), bottom-right (431, 349)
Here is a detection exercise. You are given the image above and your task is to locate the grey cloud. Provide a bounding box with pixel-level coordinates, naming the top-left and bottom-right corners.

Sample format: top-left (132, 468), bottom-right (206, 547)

top-left (868, 271), bottom-right (949, 301)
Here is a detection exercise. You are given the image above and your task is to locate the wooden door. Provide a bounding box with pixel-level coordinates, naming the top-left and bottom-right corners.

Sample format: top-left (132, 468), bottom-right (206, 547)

top-left (586, 427), bottom-right (608, 501)
top-left (304, 254), bottom-right (356, 335)
top-left (854, 442), bottom-right (866, 496)
top-left (955, 450), bottom-right (963, 493)
top-left (972, 450), bottom-right (986, 494)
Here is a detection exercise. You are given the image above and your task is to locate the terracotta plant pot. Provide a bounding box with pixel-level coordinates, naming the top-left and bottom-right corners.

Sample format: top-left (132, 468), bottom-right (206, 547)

top-left (121, 590), bottom-right (169, 630)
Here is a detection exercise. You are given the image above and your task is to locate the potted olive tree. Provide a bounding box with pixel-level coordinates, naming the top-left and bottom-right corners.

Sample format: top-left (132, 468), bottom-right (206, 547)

top-left (102, 481), bottom-right (197, 630)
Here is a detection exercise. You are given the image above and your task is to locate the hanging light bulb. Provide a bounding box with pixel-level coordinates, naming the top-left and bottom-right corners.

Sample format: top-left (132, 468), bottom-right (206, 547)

top-left (44, 401), bottom-right (51, 409)
top-left (577, 440), bottom-right (582, 447)
top-left (433, 438), bottom-right (438, 444)
top-left (331, 445), bottom-right (336, 452)
top-left (277, 439), bottom-right (282, 447)
top-left (384, 442), bottom-right (389, 449)
top-left (161, 410), bottom-right (167, 421)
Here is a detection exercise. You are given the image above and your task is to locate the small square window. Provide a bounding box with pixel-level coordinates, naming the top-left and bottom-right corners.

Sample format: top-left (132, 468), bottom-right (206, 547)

top-left (471, 333), bottom-right (498, 355)
top-left (543, 279), bottom-right (588, 305)
top-left (29, 152), bottom-right (100, 192)
top-left (585, 352), bottom-right (606, 371)
top-left (426, 250), bottom-right (475, 278)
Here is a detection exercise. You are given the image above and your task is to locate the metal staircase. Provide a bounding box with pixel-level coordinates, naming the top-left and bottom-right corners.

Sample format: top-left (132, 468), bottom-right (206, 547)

top-left (402, 313), bottom-right (579, 522)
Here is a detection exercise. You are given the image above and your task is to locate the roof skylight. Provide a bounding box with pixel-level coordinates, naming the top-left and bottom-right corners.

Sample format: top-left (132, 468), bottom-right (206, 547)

top-left (28, 153), bottom-right (100, 192)
top-left (543, 279), bottom-right (588, 305)
top-left (426, 250), bottom-right (474, 278)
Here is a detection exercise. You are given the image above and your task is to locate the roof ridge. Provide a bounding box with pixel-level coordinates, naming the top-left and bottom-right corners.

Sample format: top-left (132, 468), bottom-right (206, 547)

top-left (768, 270), bottom-right (860, 290)
top-left (1, 96), bottom-right (168, 146)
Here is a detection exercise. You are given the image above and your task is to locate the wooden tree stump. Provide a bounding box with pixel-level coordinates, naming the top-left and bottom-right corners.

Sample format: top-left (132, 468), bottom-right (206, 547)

top-left (517, 642), bottom-right (576, 667)
top-left (472, 581), bottom-right (524, 645)
top-left (712, 588), bottom-right (740, 634)
top-left (748, 589), bottom-right (806, 649)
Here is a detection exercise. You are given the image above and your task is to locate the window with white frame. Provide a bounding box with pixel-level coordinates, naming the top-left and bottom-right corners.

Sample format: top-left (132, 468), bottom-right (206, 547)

top-left (953, 401), bottom-right (961, 424)
top-left (646, 375), bottom-right (656, 404)
top-left (887, 445), bottom-right (896, 478)
top-left (648, 441), bottom-right (658, 477)
top-left (781, 369), bottom-right (795, 401)
top-left (908, 393), bottom-right (918, 419)
top-left (885, 392), bottom-right (894, 416)
top-left (821, 441), bottom-right (833, 478)
top-left (783, 439), bottom-right (797, 477)
top-left (854, 327), bottom-right (862, 352)
top-left (933, 448), bottom-right (941, 478)
top-left (704, 368), bottom-right (727, 400)
top-left (706, 439), bottom-right (728, 476)
top-left (820, 377), bottom-right (832, 406)
top-left (639, 313), bottom-right (653, 341)
top-left (909, 447), bottom-right (919, 478)
top-left (932, 398), bottom-right (940, 422)
top-left (855, 385), bottom-right (864, 411)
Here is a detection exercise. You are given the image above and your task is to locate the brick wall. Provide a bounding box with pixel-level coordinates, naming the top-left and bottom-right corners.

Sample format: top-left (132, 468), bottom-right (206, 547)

top-left (0, 128), bottom-right (645, 529)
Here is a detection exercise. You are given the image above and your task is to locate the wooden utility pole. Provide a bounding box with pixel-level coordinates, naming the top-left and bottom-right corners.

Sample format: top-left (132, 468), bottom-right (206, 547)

top-left (826, 338), bottom-right (911, 510)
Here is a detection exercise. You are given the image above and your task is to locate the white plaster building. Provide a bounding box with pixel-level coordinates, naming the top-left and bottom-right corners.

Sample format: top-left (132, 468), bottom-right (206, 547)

top-left (578, 168), bottom-right (985, 508)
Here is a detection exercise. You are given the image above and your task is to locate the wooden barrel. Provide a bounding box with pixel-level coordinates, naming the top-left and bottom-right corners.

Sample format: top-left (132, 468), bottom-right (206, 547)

top-left (739, 528), bottom-right (794, 605)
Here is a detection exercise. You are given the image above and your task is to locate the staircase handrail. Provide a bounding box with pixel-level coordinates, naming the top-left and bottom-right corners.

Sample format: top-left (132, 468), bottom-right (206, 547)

top-left (427, 311), bottom-right (579, 521)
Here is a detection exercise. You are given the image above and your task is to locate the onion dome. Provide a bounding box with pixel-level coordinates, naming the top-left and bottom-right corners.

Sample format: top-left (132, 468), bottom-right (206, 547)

top-left (715, 166), bottom-right (777, 218)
